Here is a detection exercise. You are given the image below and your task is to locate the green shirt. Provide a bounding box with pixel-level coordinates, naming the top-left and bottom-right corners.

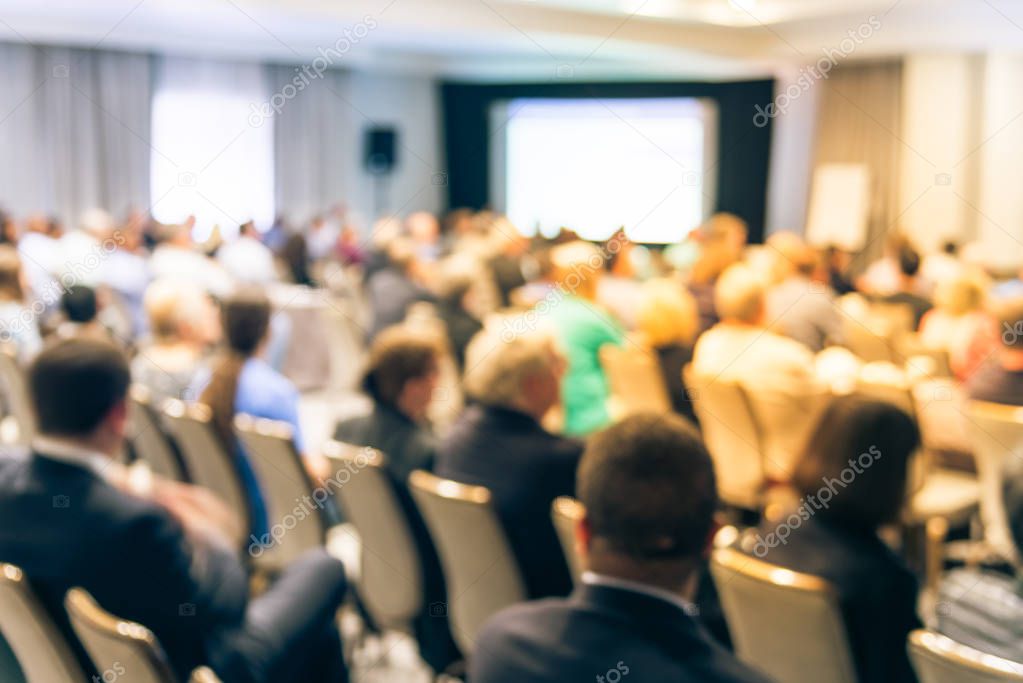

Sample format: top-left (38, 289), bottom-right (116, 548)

top-left (547, 294), bottom-right (624, 436)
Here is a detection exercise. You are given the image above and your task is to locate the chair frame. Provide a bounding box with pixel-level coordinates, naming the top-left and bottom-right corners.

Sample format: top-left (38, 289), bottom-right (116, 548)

top-left (908, 629), bottom-right (1023, 681)
top-left (129, 384), bottom-right (188, 481)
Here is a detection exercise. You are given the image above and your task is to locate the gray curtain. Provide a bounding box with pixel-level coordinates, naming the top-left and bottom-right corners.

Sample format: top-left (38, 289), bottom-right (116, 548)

top-left (0, 43), bottom-right (152, 227)
top-left (812, 60), bottom-right (903, 268)
top-left (268, 64), bottom-right (351, 226)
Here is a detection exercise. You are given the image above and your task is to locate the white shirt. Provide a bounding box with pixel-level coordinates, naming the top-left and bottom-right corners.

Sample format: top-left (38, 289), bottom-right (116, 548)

top-left (581, 571), bottom-right (698, 616)
top-left (692, 321), bottom-right (818, 395)
top-left (151, 245), bottom-right (233, 297)
top-left (32, 436), bottom-right (112, 479)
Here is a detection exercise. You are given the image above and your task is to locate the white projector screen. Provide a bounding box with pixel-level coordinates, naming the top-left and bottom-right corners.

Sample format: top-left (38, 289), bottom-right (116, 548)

top-left (492, 97), bottom-right (717, 243)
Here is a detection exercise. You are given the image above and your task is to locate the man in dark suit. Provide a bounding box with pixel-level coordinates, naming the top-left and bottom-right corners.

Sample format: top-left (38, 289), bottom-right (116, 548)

top-left (470, 413), bottom-right (773, 683)
top-left (436, 328), bottom-right (582, 599)
top-left (0, 338), bottom-right (348, 683)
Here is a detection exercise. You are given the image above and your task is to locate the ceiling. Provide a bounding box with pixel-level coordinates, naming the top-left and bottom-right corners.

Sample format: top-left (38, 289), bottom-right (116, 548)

top-left (0, 0), bottom-right (1021, 80)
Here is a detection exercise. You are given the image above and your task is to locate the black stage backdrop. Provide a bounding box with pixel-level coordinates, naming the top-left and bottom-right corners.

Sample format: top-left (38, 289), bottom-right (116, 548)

top-left (440, 79), bottom-right (774, 244)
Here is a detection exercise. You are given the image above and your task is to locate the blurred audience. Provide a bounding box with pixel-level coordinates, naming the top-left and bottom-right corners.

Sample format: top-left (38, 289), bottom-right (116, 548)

top-left (634, 278), bottom-right (700, 425)
top-left (434, 255), bottom-right (484, 369)
top-left (966, 297), bottom-right (1023, 405)
top-left (544, 241), bottom-right (624, 436)
top-left (688, 213), bottom-right (748, 333)
top-left (133, 279), bottom-right (220, 404)
top-left (692, 263), bottom-right (817, 394)
top-left (766, 232), bottom-right (843, 352)
top-left (880, 245), bottom-right (932, 329)
top-left (57, 285), bottom-right (113, 344)
top-left (217, 221), bottom-right (278, 285)
top-left (150, 218), bottom-right (232, 296)
top-left (365, 239), bottom-right (434, 341)
top-left (472, 413), bottom-right (771, 683)
top-left (0, 338), bottom-right (349, 683)
top-left (0, 246), bottom-right (42, 362)
top-left (918, 271), bottom-right (996, 380)
top-left (438, 327), bottom-right (580, 599)
top-left (743, 396), bottom-right (921, 683)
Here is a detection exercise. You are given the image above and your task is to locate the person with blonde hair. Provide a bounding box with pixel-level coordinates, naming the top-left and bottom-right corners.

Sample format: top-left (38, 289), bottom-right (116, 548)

top-left (438, 326), bottom-right (581, 598)
top-left (635, 279), bottom-right (700, 424)
top-left (541, 240), bottom-right (624, 436)
top-left (132, 279), bottom-right (220, 404)
top-left (919, 270), bottom-right (995, 380)
top-left (691, 263), bottom-right (816, 394)
top-left (0, 245), bottom-right (42, 361)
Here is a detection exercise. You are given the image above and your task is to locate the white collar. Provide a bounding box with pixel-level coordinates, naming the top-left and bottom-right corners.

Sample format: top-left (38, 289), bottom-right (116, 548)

top-left (33, 436), bottom-right (113, 479)
top-left (581, 571), bottom-right (698, 616)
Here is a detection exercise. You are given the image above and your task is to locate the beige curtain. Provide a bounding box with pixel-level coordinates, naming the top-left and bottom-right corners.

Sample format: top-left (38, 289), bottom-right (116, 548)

top-left (812, 60), bottom-right (903, 267)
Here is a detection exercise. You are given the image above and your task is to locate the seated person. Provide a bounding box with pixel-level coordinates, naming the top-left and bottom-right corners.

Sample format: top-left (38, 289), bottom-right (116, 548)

top-left (191, 289), bottom-right (322, 542)
top-left (365, 239), bottom-right (434, 342)
top-left (765, 232), bottom-right (843, 352)
top-left (0, 338), bottom-right (348, 683)
top-left (132, 279), bottom-right (220, 404)
top-left (880, 245), bottom-right (932, 330)
top-left (742, 395), bottom-right (921, 683)
top-left (471, 413), bottom-right (771, 683)
top-left (437, 328), bottom-right (582, 599)
top-left (0, 245), bottom-right (42, 362)
top-left (57, 285), bottom-right (113, 343)
top-left (966, 297), bottom-right (1023, 405)
top-left (332, 325), bottom-right (458, 672)
top-left (692, 263), bottom-right (818, 395)
top-left (434, 255), bottom-right (483, 370)
top-left (333, 324), bottom-right (441, 483)
top-left (634, 278), bottom-right (700, 426)
top-left (918, 270), bottom-right (996, 380)
top-left (938, 455), bottom-right (1023, 662)
top-left (688, 213), bottom-right (748, 333)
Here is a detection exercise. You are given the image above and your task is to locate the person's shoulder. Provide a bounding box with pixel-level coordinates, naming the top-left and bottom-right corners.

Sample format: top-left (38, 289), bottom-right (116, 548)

top-left (476, 597), bottom-right (573, 649)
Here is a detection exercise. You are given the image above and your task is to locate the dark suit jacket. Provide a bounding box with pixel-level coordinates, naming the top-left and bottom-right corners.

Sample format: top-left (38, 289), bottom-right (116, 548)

top-left (333, 403), bottom-right (437, 486)
top-left (748, 515), bottom-right (920, 683)
top-left (436, 404), bottom-right (582, 599)
top-left (470, 582), bottom-right (773, 683)
top-left (0, 452), bottom-right (249, 681)
top-left (365, 266), bottom-right (433, 340)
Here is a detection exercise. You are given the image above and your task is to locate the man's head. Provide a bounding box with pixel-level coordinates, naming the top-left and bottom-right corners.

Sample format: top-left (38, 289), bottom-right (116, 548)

top-left (144, 279), bottom-right (220, 346)
top-left (714, 263), bottom-right (766, 326)
top-left (576, 413), bottom-right (717, 595)
top-left (897, 245), bottom-right (921, 282)
top-left (29, 339), bottom-right (131, 455)
top-left (363, 325), bottom-right (442, 421)
top-left (61, 285), bottom-right (98, 324)
top-left (463, 327), bottom-right (565, 420)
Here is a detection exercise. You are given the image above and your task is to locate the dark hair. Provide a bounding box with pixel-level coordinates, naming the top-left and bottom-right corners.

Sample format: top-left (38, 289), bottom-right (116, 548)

top-left (29, 338), bottom-right (129, 436)
top-left (0, 245), bottom-right (24, 302)
top-left (282, 233), bottom-right (312, 286)
top-left (942, 240), bottom-right (959, 256)
top-left (995, 297), bottom-right (1023, 350)
top-left (200, 289), bottom-right (271, 450)
top-left (897, 245), bottom-right (921, 278)
top-left (578, 413), bottom-right (717, 560)
top-left (362, 325), bottom-right (440, 408)
top-left (61, 285), bottom-right (98, 323)
top-left (1004, 455), bottom-right (1023, 557)
top-left (793, 396), bottom-right (920, 530)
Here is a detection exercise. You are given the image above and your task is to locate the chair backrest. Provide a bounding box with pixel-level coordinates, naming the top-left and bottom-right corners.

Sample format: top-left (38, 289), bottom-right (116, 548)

top-left (550, 497), bottom-right (585, 584)
top-left (0, 348), bottom-right (34, 446)
top-left (235, 415), bottom-right (327, 572)
top-left (129, 386), bottom-right (186, 482)
top-left (908, 630), bottom-right (1023, 683)
top-left (324, 441), bottom-right (423, 631)
top-left (683, 365), bottom-right (764, 509)
top-left (710, 546), bottom-right (858, 683)
top-left (408, 470), bottom-right (527, 655)
top-left (855, 375), bottom-right (917, 417)
top-left (598, 345), bottom-right (672, 419)
top-left (741, 383), bottom-right (833, 484)
top-left (964, 400), bottom-right (1023, 561)
top-left (161, 400), bottom-right (250, 535)
top-left (0, 563), bottom-right (84, 683)
top-left (843, 313), bottom-right (900, 363)
top-left (66, 588), bottom-right (204, 683)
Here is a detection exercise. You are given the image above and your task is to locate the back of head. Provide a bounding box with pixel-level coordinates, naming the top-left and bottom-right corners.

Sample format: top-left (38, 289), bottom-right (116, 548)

top-left (29, 338), bottom-right (129, 437)
top-left (934, 271), bottom-right (986, 316)
top-left (550, 240), bottom-right (604, 297)
top-left (579, 413), bottom-right (716, 579)
top-left (637, 279), bottom-right (698, 347)
top-left (222, 288), bottom-right (271, 355)
top-left (898, 245), bottom-right (921, 278)
top-left (792, 395), bottom-right (920, 531)
top-left (463, 326), bottom-right (561, 414)
top-left (0, 245), bottom-right (24, 302)
top-left (362, 325), bottom-right (440, 408)
top-left (61, 285), bottom-right (98, 323)
top-left (714, 263), bottom-right (766, 325)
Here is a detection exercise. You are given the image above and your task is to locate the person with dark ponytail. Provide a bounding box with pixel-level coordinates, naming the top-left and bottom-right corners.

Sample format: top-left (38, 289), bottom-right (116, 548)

top-left (193, 287), bottom-right (320, 539)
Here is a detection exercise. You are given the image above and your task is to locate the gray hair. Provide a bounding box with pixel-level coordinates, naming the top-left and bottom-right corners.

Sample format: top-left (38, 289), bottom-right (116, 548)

top-left (463, 326), bottom-right (560, 410)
